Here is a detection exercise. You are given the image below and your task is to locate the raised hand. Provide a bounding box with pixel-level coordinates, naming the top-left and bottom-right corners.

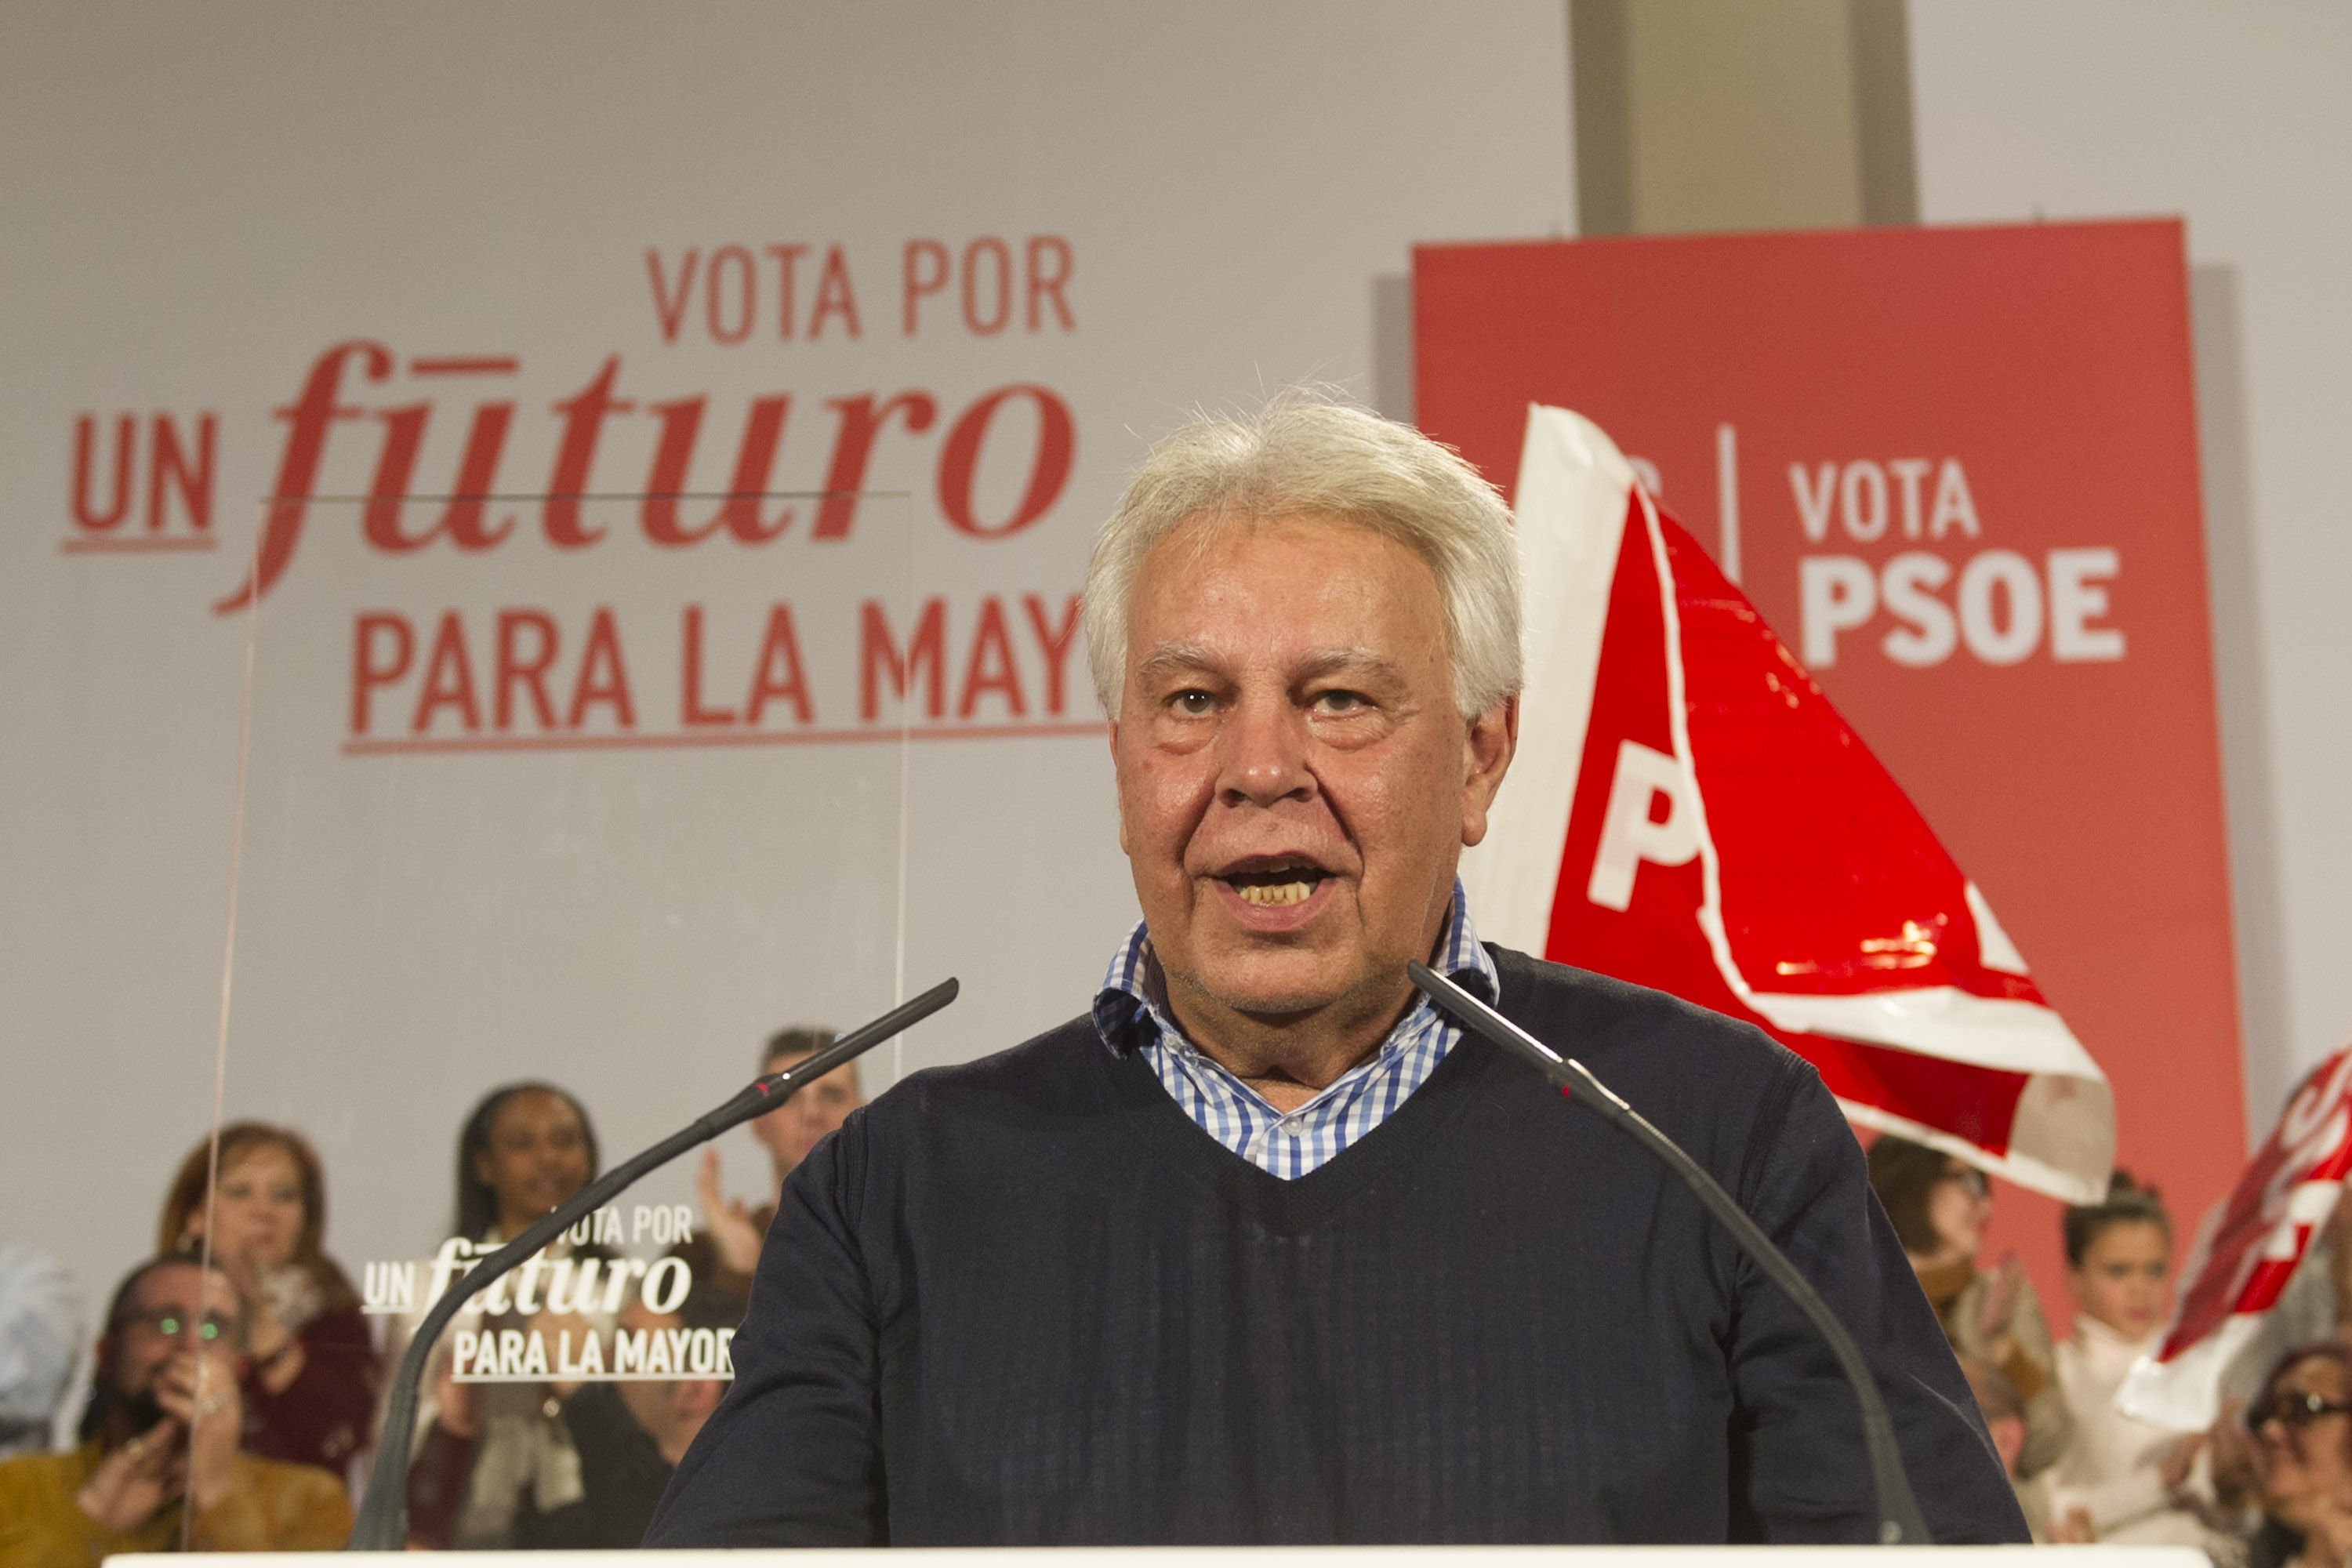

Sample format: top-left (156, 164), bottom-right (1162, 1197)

top-left (1976, 1252), bottom-right (2024, 1345)
top-left (696, 1148), bottom-right (765, 1276)
top-left (216, 1250), bottom-right (299, 1388)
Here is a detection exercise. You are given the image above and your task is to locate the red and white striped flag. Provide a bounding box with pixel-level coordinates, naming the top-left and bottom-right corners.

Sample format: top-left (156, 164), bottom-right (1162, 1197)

top-left (1464, 405), bottom-right (2113, 1202)
top-left (2121, 1044), bottom-right (2352, 1429)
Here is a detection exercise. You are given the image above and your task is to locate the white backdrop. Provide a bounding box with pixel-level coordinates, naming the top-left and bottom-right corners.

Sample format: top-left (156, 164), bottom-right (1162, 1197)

top-left (0, 2), bottom-right (1574, 1318)
top-left (7, 0), bottom-right (2346, 1362)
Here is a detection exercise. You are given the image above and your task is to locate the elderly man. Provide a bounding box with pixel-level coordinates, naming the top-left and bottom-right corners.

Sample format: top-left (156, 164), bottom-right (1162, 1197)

top-left (647, 397), bottom-right (2024, 1545)
top-left (0, 1255), bottom-right (350, 1560)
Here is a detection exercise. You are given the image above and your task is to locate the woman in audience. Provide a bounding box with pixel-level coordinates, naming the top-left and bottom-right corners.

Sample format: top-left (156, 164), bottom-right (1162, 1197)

top-left (450, 1081), bottom-right (600, 1245)
top-left (2244, 1344), bottom-right (2352, 1568)
top-left (158, 1122), bottom-right (376, 1483)
top-left (2046, 1173), bottom-right (2229, 1548)
top-left (407, 1082), bottom-right (602, 1550)
top-left (1866, 1134), bottom-right (2074, 1479)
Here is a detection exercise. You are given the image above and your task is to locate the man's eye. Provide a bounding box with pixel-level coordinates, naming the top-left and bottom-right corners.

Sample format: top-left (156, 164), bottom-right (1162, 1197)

top-left (1313, 690), bottom-right (1367, 713)
top-left (1171, 691), bottom-right (1215, 716)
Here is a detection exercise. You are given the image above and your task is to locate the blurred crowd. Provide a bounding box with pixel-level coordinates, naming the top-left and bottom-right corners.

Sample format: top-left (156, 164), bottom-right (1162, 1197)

top-left (0, 1027), bottom-right (861, 1561)
top-left (1865, 1134), bottom-right (2352, 1566)
top-left (9, 1040), bottom-right (2352, 1562)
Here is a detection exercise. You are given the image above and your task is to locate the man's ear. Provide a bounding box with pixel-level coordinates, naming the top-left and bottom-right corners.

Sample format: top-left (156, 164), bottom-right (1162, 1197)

top-left (1109, 715), bottom-right (1132, 856)
top-left (1459, 695), bottom-right (1519, 848)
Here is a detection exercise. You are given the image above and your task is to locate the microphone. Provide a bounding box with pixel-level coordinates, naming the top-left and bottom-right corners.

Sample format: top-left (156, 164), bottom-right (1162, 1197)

top-left (346, 978), bottom-right (960, 1551)
top-left (1406, 961), bottom-right (1932, 1547)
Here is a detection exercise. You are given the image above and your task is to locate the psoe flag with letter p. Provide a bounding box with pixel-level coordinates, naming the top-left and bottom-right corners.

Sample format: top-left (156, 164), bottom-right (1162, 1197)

top-left (2120, 1042), bottom-right (2352, 1431)
top-left (1463, 404), bottom-right (2112, 1203)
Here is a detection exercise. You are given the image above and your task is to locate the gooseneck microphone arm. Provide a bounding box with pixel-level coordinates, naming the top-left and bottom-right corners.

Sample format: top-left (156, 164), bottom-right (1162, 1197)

top-left (345, 978), bottom-right (960, 1551)
top-left (1406, 962), bottom-right (1933, 1547)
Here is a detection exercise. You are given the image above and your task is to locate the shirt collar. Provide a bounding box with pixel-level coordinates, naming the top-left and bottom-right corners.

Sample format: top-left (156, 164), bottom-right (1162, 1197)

top-left (1092, 877), bottom-right (1498, 1058)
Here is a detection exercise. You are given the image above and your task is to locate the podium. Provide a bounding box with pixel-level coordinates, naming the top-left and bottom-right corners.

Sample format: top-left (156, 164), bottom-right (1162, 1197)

top-left (114, 1549), bottom-right (2208, 1563)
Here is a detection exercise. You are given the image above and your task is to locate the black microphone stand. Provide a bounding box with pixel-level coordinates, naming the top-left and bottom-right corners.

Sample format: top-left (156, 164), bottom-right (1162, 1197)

top-left (345, 978), bottom-right (960, 1550)
top-left (1407, 962), bottom-right (1933, 1547)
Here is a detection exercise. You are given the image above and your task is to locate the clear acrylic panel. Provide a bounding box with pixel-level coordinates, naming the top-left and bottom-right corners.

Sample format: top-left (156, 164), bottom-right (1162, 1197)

top-left (187, 488), bottom-right (920, 1543)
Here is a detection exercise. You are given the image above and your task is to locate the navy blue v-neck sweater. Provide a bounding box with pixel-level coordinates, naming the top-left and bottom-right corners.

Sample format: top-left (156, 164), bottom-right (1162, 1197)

top-left (647, 946), bottom-right (2027, 1545)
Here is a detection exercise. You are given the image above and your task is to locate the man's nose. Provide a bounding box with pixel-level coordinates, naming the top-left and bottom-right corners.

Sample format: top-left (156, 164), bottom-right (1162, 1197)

top-left (1216, 692), bottom-right (1313, 806)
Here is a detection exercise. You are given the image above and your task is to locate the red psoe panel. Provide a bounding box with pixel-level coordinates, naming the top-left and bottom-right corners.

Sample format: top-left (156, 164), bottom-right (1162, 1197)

top-left (1418, 223), bottom-right (2243, 1297)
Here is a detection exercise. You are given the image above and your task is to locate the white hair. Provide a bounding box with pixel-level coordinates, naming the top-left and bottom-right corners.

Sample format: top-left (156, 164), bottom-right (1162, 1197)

top-left (1083, 393), bottom-right (1523, 719)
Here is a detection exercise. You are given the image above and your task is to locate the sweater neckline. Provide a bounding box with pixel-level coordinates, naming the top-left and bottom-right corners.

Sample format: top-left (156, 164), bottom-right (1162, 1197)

top-left (1087, 956), bottom-right (1531, 1234)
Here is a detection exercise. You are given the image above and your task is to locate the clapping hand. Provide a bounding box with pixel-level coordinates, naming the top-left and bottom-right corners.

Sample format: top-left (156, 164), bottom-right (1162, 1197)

top-left (154, 1345), bottom-right (242, 1512)
top-left (1977, 1253), bottom-right (2026, 1365)
top-left (74, 1414), bottom-right (188, 1533)
top-left (695, 1149), bottom-right (765, 1276)
top-left (2047, 1504), bottom-right (2097, 1544)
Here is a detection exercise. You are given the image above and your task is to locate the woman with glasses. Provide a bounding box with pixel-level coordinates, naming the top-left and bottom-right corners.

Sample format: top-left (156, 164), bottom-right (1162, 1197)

top-left (157, 1123), bottom-right (376, 1489)
top-left (1867, 1136), bottom-right (2074, 1486)
top-left (2244, 1344), bottom-right (2352, 1568)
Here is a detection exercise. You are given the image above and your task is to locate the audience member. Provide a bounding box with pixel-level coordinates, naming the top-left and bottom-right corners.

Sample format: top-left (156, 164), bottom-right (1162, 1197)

top-left (2242, 1344), bottom-right (2352, 1568)
top-left (689, 1026), bottom-right (862, 1294)
top-left (2047, 1172), bottom-right (2227, 1550)
top-left (513, 1283), bottom-right (747, 1548)
top-left (452, 1082), bottom-right (601, 1245)
top-left (0, 1243), bottom-right (79, 1459)
top-left (0, 1256), bottom-right (349, 1559)
top-left (2204, 1180), bottom-right (2352, 1527)
top-left (158, 1123), bottom-right (376, 1481)
top-left (405, 1082), bottom-right (601, 1550)
top-left (1867, 1135), bottom-right (2074, 1478)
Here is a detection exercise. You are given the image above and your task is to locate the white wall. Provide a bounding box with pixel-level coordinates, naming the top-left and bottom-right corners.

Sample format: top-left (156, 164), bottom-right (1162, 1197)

top-left (1910, 1), bottom-right (2352, 1136)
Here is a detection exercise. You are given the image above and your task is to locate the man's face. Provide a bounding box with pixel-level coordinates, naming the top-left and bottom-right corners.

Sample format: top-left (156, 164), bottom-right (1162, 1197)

top-left (107, 1264), bottom-right (241, 1414)
top-left (614, 1301), bottom-right (727, 1460)
top-left (1112, 512), bottom-right (1513, 1038)
top-left (750, 1057), bottom-right (863, 1177)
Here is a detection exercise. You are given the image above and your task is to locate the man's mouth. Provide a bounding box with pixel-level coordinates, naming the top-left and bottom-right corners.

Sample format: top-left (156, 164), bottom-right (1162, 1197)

top-left (1219, 860), bottom-right (1330, 908)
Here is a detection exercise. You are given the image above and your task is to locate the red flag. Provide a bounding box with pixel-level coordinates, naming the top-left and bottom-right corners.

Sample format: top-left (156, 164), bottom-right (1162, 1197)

top-left (1465, 405), bottom-right (2113, 1201)
top-left (2121, 1045), bottom-right (2352, 1429)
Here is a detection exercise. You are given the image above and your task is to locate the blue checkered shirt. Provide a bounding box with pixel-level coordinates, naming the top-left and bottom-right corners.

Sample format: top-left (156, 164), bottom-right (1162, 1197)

top-left (1092, 879), bottom-right (1500, 1180)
